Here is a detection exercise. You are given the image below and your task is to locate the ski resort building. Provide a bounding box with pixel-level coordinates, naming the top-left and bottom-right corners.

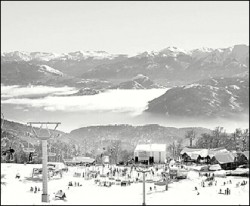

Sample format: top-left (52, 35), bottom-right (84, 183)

top-left (134, 144), bottom-right (167, 164)
top-left (180, 147), bottom-right (249, 169)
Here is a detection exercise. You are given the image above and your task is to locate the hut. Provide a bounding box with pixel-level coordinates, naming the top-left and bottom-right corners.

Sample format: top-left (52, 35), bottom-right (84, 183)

top-left (180, 148), bottom-right (209, 164)
top-left (180, 147), bottom-right (230, 164)
top-left (211, 152), bottom-right (236, 170)
top-left (242, 151), bottom-right (249, 161)
top-left (134, 144), bottom-right (166, 164)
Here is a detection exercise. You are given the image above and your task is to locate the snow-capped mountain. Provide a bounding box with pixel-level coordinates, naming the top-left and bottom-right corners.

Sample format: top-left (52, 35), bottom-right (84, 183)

top-left (159, 46), bottom-right (191, 57)
top-left (1, 44), bottom-right (249, 86)
top-left (82, 44), bottom-right (249, 83)
top-left (145, 77), bottom-right (249, 117)
top-left (1, 51), bottom-right (62, 62)
top-left (111, 74), bottom-right (165, 89)
top-left (1, 51), bottom-right (126, 62)
top-left (0, 60), bottom-right (114, 89)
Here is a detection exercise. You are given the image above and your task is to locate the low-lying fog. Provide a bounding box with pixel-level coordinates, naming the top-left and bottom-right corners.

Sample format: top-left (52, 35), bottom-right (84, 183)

top-left (1, 85), bottom-right (249, 133)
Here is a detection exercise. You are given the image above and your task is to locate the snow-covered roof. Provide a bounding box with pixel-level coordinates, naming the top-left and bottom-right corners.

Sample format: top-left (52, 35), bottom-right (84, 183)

top-left (181, 147), bottom-right (229, 158)
top-left (135, 144), bottom-right (166, 152)
top-left (242, 151), bottom-right (249, 160)
top-left (214, 152), bottom-right (235, 164)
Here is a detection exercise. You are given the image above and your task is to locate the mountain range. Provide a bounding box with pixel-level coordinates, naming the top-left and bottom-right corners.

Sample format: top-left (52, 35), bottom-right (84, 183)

top-left (1, 44), bottom-right (249, 118)
top-left (1, 44), bottom-right (249, 87)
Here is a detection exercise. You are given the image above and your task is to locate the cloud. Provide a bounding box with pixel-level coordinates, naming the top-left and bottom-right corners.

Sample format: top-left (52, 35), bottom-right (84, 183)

top-left (1, 84), bottom-right (77, 99)
top-left (1, 88), bottom-right (168, 115)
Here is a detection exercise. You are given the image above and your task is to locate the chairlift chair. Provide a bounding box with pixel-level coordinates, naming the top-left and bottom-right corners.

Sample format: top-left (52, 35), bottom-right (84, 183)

top-left (22, 141), bottom-right (36, 162)
top-left (23, 143), bottom-right (36, 153)
top-left (48, 144), bottom-right (57, 157)
top-left (1, 137), bottom-right (9, 148)
top-left (1, 137), bottom-right (15, 162)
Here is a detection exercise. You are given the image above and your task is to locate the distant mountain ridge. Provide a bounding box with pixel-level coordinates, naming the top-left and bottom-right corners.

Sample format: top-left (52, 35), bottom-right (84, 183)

top-left (111, 74), bottom-right (165, 89)
top-left (1, 51), bottom-right (127, 61)
top-left (82, 44), bottom-right (249, 82)
top-left (2, 45), bottom-right (248, 86)
top-left (62, 124), bottom-right (212, 153)
top-left (1, 118), bottom-right (212, 161)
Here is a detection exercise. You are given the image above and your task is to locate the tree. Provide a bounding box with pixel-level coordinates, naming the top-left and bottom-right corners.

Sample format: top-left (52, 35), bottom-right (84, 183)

top-left (212, 127), bottom-right (224, 148)
top-left (241, 129), bottom-right (249, 151)
top-left (185, 129), bottom-right (196, 147)
top-left (167, 139), bottom-right (183, 159)
top-left (119, 150), bottom-right (133, 162)
top-left (175, 139), bottom-right (184, 157)
top-left (230, 128), bottom-right (243, 151)
top-left (195, 133), bottom-right (210, 148)
top-left (167, 142), bottom-right (175, 159)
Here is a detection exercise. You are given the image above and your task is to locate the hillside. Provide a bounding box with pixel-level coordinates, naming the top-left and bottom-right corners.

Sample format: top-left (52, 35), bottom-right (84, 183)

top-left (1, 118), bottom-right (212, 162)
top-left (145, 77), bottom-right (249, 117)
top-left (63, 124), bottom-right (212, 155)
top-left (1, 118), bottom-right (81, 163)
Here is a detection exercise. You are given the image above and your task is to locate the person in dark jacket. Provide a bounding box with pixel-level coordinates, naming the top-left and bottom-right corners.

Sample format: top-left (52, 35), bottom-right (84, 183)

top-left (29, 152), bottom-right (33, 162)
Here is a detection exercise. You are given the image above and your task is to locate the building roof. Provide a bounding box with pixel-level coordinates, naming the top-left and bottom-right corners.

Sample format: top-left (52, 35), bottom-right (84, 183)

top-left (181, 147), bottom-right (229, 158)
top-left (242, 151), bottom-right (249, 160)
top-left (180, 148), bottom-right (204, 154)
top-left (180, 148), bottom-right (209, 158)
top-left (135, 144), bottom-right (166, 152)
top-left (214, 152), bottom-right (235, 164)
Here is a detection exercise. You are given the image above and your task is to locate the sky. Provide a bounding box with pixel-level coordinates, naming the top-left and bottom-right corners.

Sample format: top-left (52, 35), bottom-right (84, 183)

top-left (1, 1), bottom-right (249, 55)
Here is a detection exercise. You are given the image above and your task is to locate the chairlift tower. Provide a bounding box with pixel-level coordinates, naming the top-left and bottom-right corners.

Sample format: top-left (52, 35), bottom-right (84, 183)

top-left (27, 122), bottom-right (61, 203)
top-left (136, 166), bottom-right (150, 205)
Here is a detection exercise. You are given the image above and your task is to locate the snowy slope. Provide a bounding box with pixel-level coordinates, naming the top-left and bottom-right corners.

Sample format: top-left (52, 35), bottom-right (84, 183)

top-left (1, 163), bottom-right (249, 205)
top-left (38, 65), bottom-right (64, 76)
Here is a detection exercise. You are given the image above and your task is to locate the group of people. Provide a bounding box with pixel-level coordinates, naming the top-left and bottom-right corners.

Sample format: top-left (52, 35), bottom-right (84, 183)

top-left (219, 188), bottom-right (231, 195)
top-left (197, 173), bottom-right (249, 196)
top-left (30, 186), bottom-right (41, 193)
top-left (68, 181), bottom-right (82, 187)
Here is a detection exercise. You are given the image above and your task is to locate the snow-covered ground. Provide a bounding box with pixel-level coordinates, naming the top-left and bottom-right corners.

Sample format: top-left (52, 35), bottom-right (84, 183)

top-left (1, 163), bottom-right (249, 205)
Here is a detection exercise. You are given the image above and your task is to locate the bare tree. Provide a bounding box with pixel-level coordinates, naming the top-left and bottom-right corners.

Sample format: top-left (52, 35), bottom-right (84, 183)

top-left (231, 128), bottom-right (243, 151)
top-left (185, 129), bottom-right (196, 147)
top-left (212, 126), bottom-right (224, 148)
top-left (241, 129), bottom-right (249, 151)
top-left (167, 139), bottom-right (183, 159)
